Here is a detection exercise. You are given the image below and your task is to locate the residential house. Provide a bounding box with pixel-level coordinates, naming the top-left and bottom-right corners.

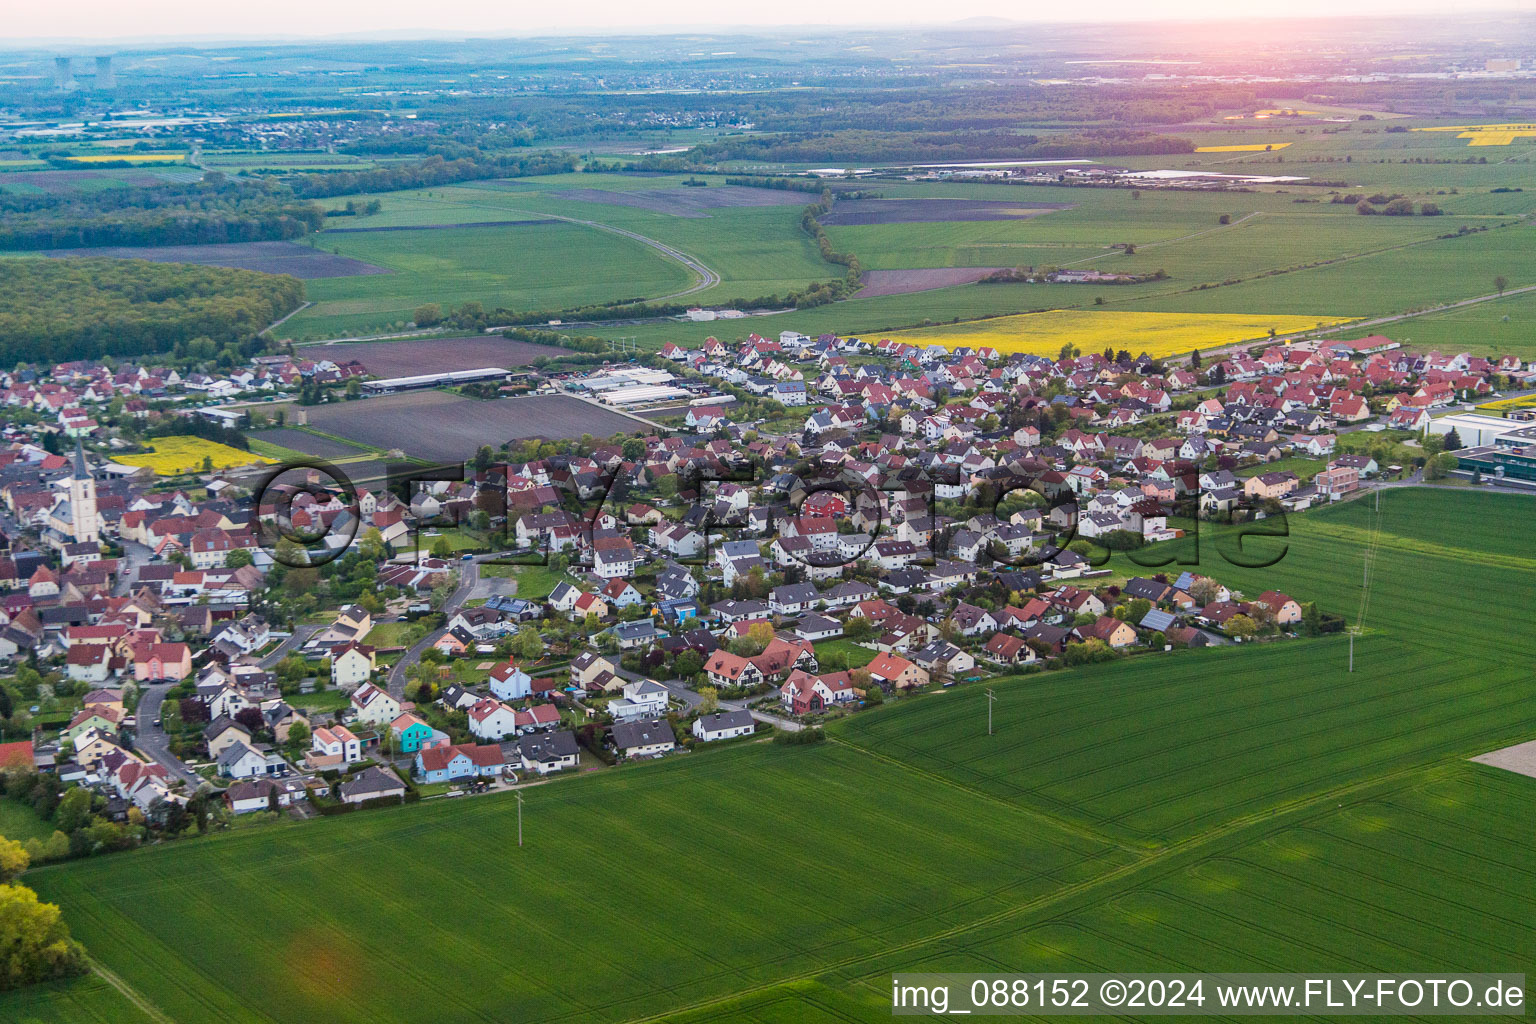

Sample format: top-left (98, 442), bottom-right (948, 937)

top-left (692, 710), bottom-right (756, 742)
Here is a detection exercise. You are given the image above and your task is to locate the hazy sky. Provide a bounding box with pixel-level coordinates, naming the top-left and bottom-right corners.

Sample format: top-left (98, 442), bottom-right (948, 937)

top-left (7, 0), bottom-right (1532, 43)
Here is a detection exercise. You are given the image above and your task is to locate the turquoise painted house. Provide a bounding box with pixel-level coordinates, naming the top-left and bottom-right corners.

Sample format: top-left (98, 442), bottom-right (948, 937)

top-left (391, 714), bottom-right (435, 754)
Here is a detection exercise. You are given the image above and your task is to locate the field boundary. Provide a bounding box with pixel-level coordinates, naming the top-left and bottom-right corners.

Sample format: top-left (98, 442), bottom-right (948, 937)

top-left (85, 957), bottom-right (176, 1024)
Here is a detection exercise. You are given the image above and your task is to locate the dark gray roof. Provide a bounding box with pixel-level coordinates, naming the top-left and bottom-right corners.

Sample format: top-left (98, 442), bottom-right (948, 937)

top-left (339, 766), bottom-right (405, 799)
top-left (696, 710), bottom-right (754, 733)
top-left (517, 730), bottom-right (580, 762)
top-left (611, 719), bottom-right (675, 751)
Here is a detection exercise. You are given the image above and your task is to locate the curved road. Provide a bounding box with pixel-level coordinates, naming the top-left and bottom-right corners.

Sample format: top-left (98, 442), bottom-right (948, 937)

top-left (548, 213), bottom-right (721, 299)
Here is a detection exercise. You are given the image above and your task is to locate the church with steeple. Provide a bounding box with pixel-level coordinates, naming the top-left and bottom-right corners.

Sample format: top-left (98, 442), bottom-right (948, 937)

top-left (44, 439), bottom-right (101, 551)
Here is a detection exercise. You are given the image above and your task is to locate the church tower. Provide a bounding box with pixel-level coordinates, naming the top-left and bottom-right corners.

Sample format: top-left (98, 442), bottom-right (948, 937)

top-left (68, 439), bottom-right (100, 544)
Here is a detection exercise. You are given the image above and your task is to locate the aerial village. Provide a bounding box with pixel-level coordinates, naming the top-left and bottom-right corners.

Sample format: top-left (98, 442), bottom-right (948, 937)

top-left (0, 325), bottom-right (1530, 855)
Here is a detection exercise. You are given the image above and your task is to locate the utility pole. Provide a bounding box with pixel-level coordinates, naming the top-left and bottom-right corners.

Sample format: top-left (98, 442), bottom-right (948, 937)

top-left (516, 791), bottom-right (524, 847)
top-left (1348, 631), bottom-right (1354, 673)
top-left (986, 688), bottom-right (997, 735)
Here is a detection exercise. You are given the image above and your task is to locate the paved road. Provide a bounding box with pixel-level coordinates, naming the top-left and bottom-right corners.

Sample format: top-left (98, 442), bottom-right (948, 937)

top-left (132, 686), bottom-right (203, 787)
top-left (113, 541), bottom-right (155, 597)
top-left (385, 560), bottom-right (481, 698)
top-left (627, 665), bottom-right (803, 731)
top-left (258, 624), bottom-right (320, 669)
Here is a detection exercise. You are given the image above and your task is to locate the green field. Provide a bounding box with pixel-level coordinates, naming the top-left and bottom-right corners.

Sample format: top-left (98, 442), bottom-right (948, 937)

top-left (0, 798), bottom-right (55, 842)
top-left (9, 489), bottom-right (1534, 1024)
top-left (1235, 456), bottom-right (1325, 480)
top-left (285, 220), bottom-right (693, 338)
top-left (265, 137), bottom-right (1536, 347)
top-left (1338, 286), bottom-right (1536, 360)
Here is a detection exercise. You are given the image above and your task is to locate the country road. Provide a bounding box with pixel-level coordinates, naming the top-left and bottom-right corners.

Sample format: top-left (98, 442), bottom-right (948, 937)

top-left (1185, 281), bottom-right (1536, 366)
top-left (551, 214), bottom-right (721, 299)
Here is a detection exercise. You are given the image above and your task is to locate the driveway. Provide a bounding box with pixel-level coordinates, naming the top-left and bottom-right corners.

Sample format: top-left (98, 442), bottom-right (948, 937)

top-left (258, 624), bottom-right (320, 668)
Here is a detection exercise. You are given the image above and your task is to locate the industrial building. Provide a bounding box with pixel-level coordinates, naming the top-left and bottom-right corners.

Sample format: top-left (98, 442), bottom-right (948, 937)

top-left (1453, 423), bottom-right (1536, 483)
top-left (360, 367), bottom-right (511, 394)
top-left (1426, 412), bottom-right (1525, 448)
top-left (566, 367), bottom-right (689, 406)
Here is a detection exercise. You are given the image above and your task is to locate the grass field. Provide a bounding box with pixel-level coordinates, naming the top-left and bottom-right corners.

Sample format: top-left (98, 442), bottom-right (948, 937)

top-left (1340, 287), bottom-right (1536, 361)
top-left (879, 309), bottom-right (1351, 357)
top-left (808, 637), bottom-right (877, 670)
top-left (10, 488), bottom-right (1535, 1024)
top-left (285, 220), bottom-right (693, 338)
top-left (0, 798), bottom-right (55, 843)
top-left (113, 436), bottom-right (273, 476)
top-left (1235, 456), bottom-right (1326, 480)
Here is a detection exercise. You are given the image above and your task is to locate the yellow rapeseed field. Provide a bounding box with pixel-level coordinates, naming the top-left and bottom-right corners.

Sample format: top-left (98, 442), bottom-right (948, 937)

top-left (880, 310), bottom-right (1354, 358)
top-left (116, 436), bottom-right (274, 476)
top-left (1476, 394), bottom-right (1536, 413)
top-left (1414, 124), bottom-right (1536, 147)
top-left (1223, 109), bottom-right (1318, 119)
top-left (64, 152), bottom-right (188, 164)
top-left (1195, 143), bottom-right (1291, 153)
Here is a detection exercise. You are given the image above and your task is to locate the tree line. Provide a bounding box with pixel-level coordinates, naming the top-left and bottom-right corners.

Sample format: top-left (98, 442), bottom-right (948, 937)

top-left (286, 151), bottom-right (575, 199)
top-left (0, 173), bottom-right (325, 251)
top-left (686, 129), bottom-right (1195, 165)
top-left (0, 258), bottom-right (304, 364)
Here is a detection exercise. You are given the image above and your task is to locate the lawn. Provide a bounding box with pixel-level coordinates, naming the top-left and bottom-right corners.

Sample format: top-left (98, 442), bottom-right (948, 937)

top-left (0, 797), bottom-right (55, 843)
top-left (1235, 455), bottom-right (1325, 480)
top-left (811, 636), bottom-right (878, 670)
top-left (499, 563), bottom-right (566, 600)
top-left (11, 490), bottom-right (1536, 1024)
top-left (284, 690), bottom-right (351, 713)
top-left (362, 620), bottom-right (430, 649)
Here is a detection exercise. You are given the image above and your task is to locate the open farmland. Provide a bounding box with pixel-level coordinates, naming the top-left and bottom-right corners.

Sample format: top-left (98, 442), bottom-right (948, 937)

top-left (113, 436), bottom-right (273, 476)
top-left (281, 220), bottom-right (693, 339)
top-left (816, 198), bottom-right (1075, 225)
top-left (854, 267), bottom-right (1009, 297)
top-left (246, 428), bottom-right (371, 460)
top-left (21, 743), bottom-right (1128, 1024)
top-left (298, 392), bottom-right (642, 461)
top-left (45, 241), bottom-right (387, 279)
top-left (10, 490), bottom-right (1535, 1024)
top-left (542, 185), bottom-right (808, 217)
top-left (879, 309), bottom-right (1352, 357)
top-left (303, 335), bottom-right (558, 376)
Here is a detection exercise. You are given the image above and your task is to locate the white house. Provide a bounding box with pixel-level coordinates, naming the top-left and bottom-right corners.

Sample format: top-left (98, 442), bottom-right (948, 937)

top-left (488, 661), bottom-right (532, 701)
top-left (216, 741), bottom-right (268, 780)
top-left (692, 710), bottom-right (756, 742)
top-left (468, 698), bottom-right (520, 741)
top-left (311, 725), bottom-right (363, 766)
top-left (349, 682), bottom-right (400, 726)
top-left (611, 718), bottom-right (675, 759)
top-left (608, 679), bottom-right (670, 722)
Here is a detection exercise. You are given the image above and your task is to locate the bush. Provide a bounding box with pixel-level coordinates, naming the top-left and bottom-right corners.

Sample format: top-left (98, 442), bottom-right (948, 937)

top-left (773, 727), bottom-right (826, 746)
